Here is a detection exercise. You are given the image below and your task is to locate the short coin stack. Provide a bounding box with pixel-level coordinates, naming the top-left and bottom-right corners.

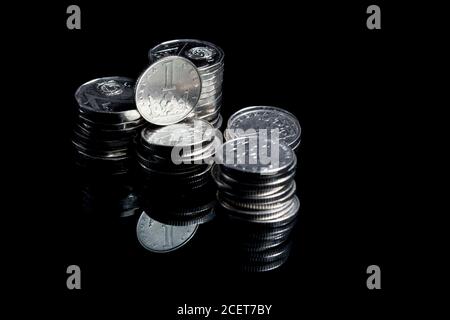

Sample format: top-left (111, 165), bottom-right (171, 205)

top-left (148, 39), bottom-right (224, 129)
top-left (225, 106), bottom-right (301, 151)
top-left (73, 77), bottom-right (145, 175)
top-left (213, 137), bottom-right (300, 271)
top-left (135, 119), bottom-right (219, 190)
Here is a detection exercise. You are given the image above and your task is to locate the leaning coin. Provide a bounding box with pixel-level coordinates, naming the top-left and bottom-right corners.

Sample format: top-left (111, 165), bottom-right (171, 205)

top-left (136, 211), bottom-right (198, 253)
top-left (135, 56), bottom-right (201, 125)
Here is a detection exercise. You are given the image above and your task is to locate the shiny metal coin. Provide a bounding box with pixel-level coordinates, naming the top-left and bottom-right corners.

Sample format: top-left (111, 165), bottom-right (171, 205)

top-left (210, 114), bottom-right (223, 129)
top-left (135, 56), bottom-right (201, 125)
top-left (220, 181), bottom-right (296, 205)
top-left (136, 211), bottom-right (198, 253)
top-left (78, 114), bottom-right (145, 130)
top-left (216, 137), bottom-right (296, 176)
top-left (75, 76), bottom-right (141, 121)
top-left (141, 119), bottom-right (215, 150)
top-left (149, 39), bottom-right (224, 71)
top-left (226, 106), bottom-right (301, 150)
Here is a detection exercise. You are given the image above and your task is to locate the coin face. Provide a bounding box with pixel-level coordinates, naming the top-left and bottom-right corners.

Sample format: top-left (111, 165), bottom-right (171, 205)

top-left (75, 76), bottom-right (138, 113)
top-left (217, 137), bottom-right (296, 175)
top-left (136, 211), bottom-right (198, 253)
top-left (141, 119), bottom-right (215, 148)
top-left (135, 56), bottom-right (201, 125)
top-left (149, 39), bottom-right (224, 70)
top-left (226, 106), bottom-right (301, 150)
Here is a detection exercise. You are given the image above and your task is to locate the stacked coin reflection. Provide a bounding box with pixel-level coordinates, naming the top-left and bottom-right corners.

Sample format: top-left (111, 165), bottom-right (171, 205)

top-left (213, 137), bottom-right (300, 271)
top-left (78, 174), bottom-right (140, 218)
top-left (225, 106), bottom-right (301, 151)
top-left (149, 39), bottom-right (224, 128)
top-left (73, 77), bottom-right (145, 175)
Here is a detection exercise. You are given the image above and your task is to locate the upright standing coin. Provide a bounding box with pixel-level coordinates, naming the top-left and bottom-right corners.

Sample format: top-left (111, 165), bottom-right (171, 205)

top-left (135, 56), bottom-right (201, 125)
top-left (136, 211), bottom-right (198, 253)
top-left (226, 106), bottom-right (302, 151)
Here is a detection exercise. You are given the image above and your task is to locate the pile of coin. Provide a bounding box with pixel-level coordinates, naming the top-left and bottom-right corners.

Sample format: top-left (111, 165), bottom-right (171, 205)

top-left (212, 137), bottom-right (300, 271)
top-left (148, 39), bottom-right (224, 128)
top-left (73, 77), bottom-right (145, 175)
top-left (134, 119), bottom-right (219, 189)
top-left (225, 106), bottom-right (301, 151)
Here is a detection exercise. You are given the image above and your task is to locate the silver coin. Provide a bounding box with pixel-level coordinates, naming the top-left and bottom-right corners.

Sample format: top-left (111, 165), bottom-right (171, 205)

top-left (200, 75), bottom-right (224, 87)
top-left (216, 137), bottom-right (295, 176)
top-left (141, 119), bottom-right (215, 148)
top-left (136, 211), bottom-right (198, 253)
top-left (210, 114), bottom-right (223, 129)
top-left (75, 77), bottom-right (141, 119)
top-left (194, 105), bottom-right (222, 118)
top-left (135, 56), bottom-right (201, 125)
top-left (197, 92), bottom-right (222, 105)
top-left (226, 106), bottom-right (301, 150)
top-left (149, 39), bottom-right (224, 71)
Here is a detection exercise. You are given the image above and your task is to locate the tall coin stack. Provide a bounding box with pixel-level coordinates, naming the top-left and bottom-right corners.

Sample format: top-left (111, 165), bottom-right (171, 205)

top-left (73, 77), bottom-right (145, 175)
top-left (148, 39), bottom-right (224, 129)
top-left (213, 137), bottom-right (300, 272)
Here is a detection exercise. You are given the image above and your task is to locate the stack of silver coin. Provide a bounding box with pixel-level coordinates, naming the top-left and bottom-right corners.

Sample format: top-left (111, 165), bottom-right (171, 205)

top-left (134, 119), bottom-right (219, 190)
top-left (212, 137), bottom-right (300, 271)
top-left (225, 106), bottom-right (301, 151)
top-left (73, 77), bottom-right (145, 175)
top-left (148, 39), bottom-right (224, 129)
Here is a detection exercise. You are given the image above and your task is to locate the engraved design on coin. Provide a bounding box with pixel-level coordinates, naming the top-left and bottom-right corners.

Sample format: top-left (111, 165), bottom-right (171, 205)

top-left (75, 76), bottom-right (136, 113)
top-left (226, 106), bottom-right (301, 149)
top-left (97, 80), bottom-right (124, 96)
top-left (186, 47), bottom-right (216, 61)
top-left (217, 137), bottom-right (296, 175)
top-left (136, 212), bottom-right (198, 253)
top-left (149, 39), bottom-right (224, 70)
top-left (135, 56), bottom-right (201, 125)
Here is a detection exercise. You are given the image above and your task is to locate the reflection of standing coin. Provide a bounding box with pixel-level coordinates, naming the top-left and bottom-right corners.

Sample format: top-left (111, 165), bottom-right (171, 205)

top-left (135, 56), bottom-right (201, 125)
top-left (136, 211), bottom-right (198, 253)
top-left (226, 106), bottom-right (302, 150)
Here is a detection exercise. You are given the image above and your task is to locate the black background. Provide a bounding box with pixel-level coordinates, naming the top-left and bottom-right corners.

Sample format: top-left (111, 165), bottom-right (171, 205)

top-left (11, 0), bottom-right (425, 317)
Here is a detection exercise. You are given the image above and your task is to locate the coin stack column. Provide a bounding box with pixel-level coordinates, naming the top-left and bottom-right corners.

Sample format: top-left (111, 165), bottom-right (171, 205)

top-left (73, 77), bottom-right (145, 175)
top-left (213, 137), bottom-right (300, 272)
top-left (148, 39), bottom-right (225, 129)
top-left (134, 119), bottom-right (220, 223)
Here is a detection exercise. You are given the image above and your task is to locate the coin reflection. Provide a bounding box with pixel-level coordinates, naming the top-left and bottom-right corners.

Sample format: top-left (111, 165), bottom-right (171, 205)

top-left (136, 211), bottom-right (198, 253)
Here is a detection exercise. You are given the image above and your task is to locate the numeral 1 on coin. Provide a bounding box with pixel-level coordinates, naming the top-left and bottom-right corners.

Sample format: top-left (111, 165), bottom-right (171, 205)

top-left (162, 225), bottom-right (174, 247)
top-left (163, 61), bottom-right (176, 91)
